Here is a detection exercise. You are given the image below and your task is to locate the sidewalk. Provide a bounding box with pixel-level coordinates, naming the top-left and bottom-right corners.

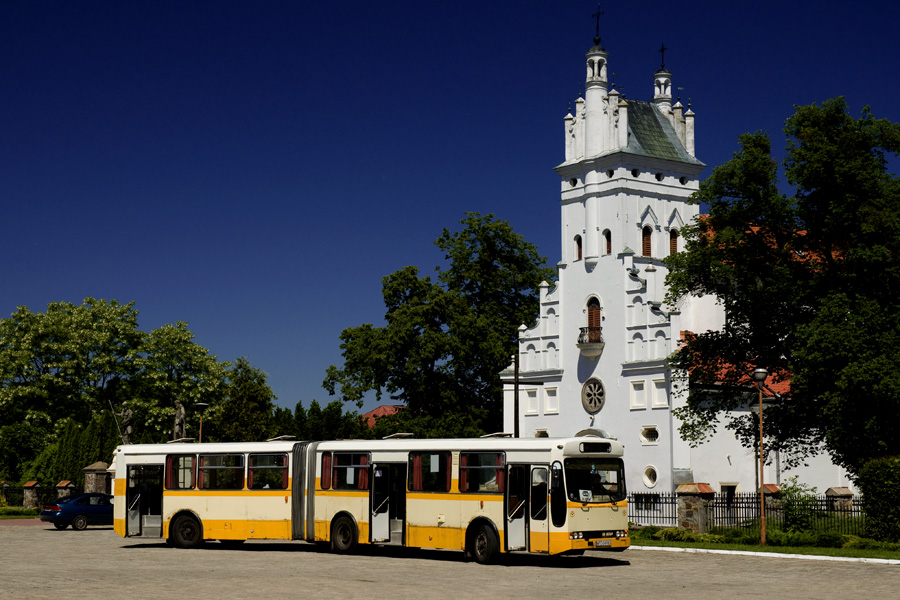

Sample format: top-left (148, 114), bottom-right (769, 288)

top-left (631, 544), bottom-right (900, 565)
top-left (0, 518), bottom-right (43, 526)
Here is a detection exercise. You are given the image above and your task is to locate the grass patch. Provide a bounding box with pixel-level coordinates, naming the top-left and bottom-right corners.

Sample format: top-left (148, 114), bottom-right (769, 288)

top-left (0, 507), bottom-right (39, 518)
top-left (631, 526), bottom-right (900, 561)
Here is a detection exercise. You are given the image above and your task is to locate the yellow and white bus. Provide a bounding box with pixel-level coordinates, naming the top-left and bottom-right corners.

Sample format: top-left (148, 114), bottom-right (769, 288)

top-left (112, 435), bottom-right (629, 562)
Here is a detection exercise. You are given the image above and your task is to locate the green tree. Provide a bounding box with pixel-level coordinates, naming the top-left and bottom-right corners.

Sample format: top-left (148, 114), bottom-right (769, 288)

top-left (665, 98), bottom-right (900, 476)
top-left (132, 321), bottom-right (228, 442)
top-left (213, 358), bottom-right (276, 442)
top-left (0, 298), bottom-right (143, 431)
top-left (295, 399), bottom-right (369, 441)
top-left (324, 213), bottom-right (554, 435)
top-left (270, 406), bottom-right (296, 439)
top-left (0, 298), bottom-right (230, 481)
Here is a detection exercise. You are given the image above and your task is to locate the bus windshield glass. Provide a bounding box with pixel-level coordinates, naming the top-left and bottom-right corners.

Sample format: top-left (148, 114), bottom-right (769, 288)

top-left (563, 458), bottom-right (626, 503)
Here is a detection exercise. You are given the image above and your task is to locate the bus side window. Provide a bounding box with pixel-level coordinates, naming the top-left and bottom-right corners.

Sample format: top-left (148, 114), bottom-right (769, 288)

top-left (165, 454), bottom-right (195, 490)
top-left (248, 454), bottom-right (288, 489)
top-left (408, 451), bottom-right (451, 492)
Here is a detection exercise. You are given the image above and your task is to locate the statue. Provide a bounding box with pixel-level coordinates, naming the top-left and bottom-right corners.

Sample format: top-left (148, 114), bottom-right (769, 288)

top-left (118, 401), bottom-right (133, 445)
top-left (173, 401), bottom-right (186, 440)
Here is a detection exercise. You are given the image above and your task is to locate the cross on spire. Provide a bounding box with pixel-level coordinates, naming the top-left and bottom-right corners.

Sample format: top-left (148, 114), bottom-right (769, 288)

top-left (659, 43), bottom-right (668, 70)
top-left (592, 5), bottom-right (604, 45)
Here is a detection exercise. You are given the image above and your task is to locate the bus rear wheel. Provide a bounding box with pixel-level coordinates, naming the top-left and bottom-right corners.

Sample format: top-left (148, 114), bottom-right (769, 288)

top-left (171, 514), bottom-right (204, 549)
top-left (470, 524), bottom-right (499, 564)
top-left (330, 516), bottom-right (357, 554)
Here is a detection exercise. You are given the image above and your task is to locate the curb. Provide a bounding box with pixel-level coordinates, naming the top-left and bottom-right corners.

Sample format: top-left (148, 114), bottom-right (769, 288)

top-left (629, 544), bottom-right (900, 565)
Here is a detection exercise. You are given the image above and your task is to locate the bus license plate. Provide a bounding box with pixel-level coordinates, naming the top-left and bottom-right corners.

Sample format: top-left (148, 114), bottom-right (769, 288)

top-left (595, 540), bottom-right (611, 547)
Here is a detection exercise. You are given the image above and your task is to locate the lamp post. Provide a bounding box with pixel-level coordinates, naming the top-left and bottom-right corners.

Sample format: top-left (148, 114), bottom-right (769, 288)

top-left (195, 402), bottom-right (209, 443)
top-left (752, 367), bottom-right (768, 545)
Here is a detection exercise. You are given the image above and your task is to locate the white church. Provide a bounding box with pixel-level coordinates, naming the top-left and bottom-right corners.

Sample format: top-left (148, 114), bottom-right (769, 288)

top-left (500, 37), bottom-right (855, 496)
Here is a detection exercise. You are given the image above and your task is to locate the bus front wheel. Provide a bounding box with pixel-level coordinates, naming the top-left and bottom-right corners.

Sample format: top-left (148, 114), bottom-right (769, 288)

top-left (330, 516), bottom-right (357, 554)
top-left (470, 524), bottom-right (499, 564)
top-left (171, 514), bottom-right (204, 549)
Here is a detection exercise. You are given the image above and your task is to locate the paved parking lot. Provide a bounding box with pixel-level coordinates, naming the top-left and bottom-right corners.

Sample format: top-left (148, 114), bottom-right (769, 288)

top-left (2, 519), bottom-right (899, 599)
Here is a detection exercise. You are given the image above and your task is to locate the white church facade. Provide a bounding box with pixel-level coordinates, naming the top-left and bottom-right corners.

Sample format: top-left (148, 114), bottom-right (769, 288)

top-left (500, 39), bottom-right (855, 496)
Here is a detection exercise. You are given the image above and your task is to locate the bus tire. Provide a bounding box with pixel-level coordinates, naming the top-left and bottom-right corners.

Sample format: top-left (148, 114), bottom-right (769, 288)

top-left (470, 524), bottom-right (499, 565)
top-left (171, 514), bottom-right (204, 549)
top-left (330, 516), bottom-right (357, 554)
top-left (72, 515), bottom-right (88, 530)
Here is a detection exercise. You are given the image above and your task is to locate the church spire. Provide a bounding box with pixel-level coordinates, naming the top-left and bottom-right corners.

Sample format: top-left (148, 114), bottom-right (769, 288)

top-left (652, 43), bottom-right (673, 113)
top-left (583, 8), bottom-right (610, 157)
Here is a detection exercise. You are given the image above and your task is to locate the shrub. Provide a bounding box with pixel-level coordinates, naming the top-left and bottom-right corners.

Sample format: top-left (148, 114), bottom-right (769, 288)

top-left (766, 529), bottom-right (817, 547)
top-left (843, 535), bottom-right (879, 550)
top-left (779, 476), bottom-right (819, 532)
top-left (633, 525), bottom-right (660, 539)
top-left (654, 528), bottom-right (696, 542)
top-left (0, 507), bottom-right (38, 517)
top-left (814, 531), bottom-right (845, 548)
top-left (858, 456), bottom-right (900, 542)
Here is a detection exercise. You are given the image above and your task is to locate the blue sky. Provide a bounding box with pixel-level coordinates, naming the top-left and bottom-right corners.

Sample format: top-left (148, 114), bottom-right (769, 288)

top-left (2, 1), bottom-right (897, 414)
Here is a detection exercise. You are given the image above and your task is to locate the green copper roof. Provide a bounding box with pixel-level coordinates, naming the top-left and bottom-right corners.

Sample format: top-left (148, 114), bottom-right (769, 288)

top-left (625, 100), bottom-right (703, 166)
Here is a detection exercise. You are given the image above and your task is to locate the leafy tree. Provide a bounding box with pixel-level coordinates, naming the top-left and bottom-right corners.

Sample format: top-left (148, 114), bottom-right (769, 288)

top-left (0, 421), bottom-right (49, 483)
top-left (665, 98), bottom-right (900, 476)
top-left (131, 321), bottom-right (228, 442)
top-left (212, 358), bottom-right (276, 442)
top-left (295, 399), bottom-right (369, 441)
top-left (270, 406), bottom-right (296, 439)
top-left (0, 298), bottom-right (143, 431)
top-left (0, 298), bottom-right (230, 482)
top-left (324, 213), bottom-right (555, 435)
top-left (858, 456), bottom-right (900, 541)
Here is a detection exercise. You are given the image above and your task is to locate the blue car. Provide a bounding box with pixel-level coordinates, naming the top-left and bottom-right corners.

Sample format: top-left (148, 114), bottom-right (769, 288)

top-left (40, 493), bottom-right (114, 530)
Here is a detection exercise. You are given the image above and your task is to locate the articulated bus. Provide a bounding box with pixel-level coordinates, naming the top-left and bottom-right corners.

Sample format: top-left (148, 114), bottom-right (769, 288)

top-left (111, 435), bottom-right (629, 563)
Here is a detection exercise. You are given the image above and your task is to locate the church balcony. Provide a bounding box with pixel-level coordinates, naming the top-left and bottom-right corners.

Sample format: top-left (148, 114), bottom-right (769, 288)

top-left (577, 326), bottom-right (605, 357)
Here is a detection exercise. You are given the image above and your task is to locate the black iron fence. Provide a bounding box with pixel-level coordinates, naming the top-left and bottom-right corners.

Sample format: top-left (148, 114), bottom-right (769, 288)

top-left (627, 492), bottom-right (866, 536)
top-left (628, 492), bottom-right (679, 527)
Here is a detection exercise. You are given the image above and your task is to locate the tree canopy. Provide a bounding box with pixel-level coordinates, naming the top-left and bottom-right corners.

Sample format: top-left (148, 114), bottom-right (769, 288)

top-left (324, 212), bottom-right (556, 436)
top-left (664, 98), bottom-right (900, 476)
top-left (0, 297), bottom-right (384, 486)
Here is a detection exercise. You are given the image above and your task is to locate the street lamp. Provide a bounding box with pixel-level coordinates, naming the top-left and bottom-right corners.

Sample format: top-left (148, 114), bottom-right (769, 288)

top-left (195, 402), bottom-right (209, 443)
top-left (752, 367), bottom-right (768, 545)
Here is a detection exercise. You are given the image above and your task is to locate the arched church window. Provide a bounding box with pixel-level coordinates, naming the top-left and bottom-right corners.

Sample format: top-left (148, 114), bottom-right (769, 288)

top-left (603, 230), bottom-right (612, 255)
top-left (632, 332), bottom-right (645, 361)
top-left (574, 235), bottom-right (583, 261)
top-left (525, 344), bottom-right (537, 372)
top-left (586, 297), bottom-right (602, 343)
top-left (670, 229), bottom-right (679, 255)
top-left (547, 343), bottom-right (558, 369)
top-left (642, 226), bottom-right (653, 257)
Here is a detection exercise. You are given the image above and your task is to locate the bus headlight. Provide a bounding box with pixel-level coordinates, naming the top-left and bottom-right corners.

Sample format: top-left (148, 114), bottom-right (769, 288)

top-left (569, 532), bottom-right (584, 540)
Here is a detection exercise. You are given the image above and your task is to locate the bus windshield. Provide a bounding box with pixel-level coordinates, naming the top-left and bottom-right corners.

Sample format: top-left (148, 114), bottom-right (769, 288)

top-left (563, 458), bottom-right (626, 503)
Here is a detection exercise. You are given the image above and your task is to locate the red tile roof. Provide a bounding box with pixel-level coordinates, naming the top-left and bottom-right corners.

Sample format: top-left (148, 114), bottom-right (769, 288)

top-left (362, 405), bottom-right (404, 428)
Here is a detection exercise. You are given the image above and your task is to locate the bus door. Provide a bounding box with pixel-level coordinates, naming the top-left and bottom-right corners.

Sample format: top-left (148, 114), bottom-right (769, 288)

top-left (126, 464), bottom-right (164, 537)
top-left (505, 464), bottom-right (528, 551)
top-left (371, 462), bottom-right (406, 545)
top-left (529, 466), bottom-right (550, 553)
